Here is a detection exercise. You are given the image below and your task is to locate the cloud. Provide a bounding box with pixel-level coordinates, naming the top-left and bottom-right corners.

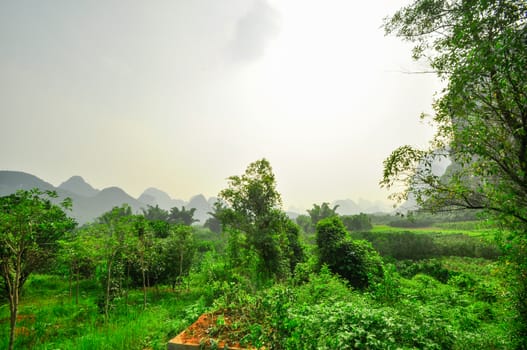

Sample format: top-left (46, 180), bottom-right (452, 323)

top-left (227, 0), bottom-right (281, 63)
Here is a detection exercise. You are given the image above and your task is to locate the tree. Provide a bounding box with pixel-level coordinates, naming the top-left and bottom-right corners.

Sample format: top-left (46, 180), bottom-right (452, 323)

top-left (0, 189), bottom-right (76, 350)
top-left (341, 213), bottom-right (373, 231)
top-left (94, 205), bottom-right (135, 322)
top-left (296, 214), bottom-right (314, 234)
top-left (141, 204), bottom-right (169, 222)
top-left (307, 202), bottom-right (339, 225)
top-left (141, 205), bottom-right (170, 238)
top-left (204, 202), bottom-right (223, 233)
top-left (169, 206), bottom-right (198, 226)
top-left (58, 232), bottom-right (97, 305)
top-left (316, 216), bottom-right (383, 289)
top-left (380, 0), bottom-right (527, 344)
top-left (162, 225), bottom-right (196, 290)
top-left (218, 159), bottom-right (288, 277)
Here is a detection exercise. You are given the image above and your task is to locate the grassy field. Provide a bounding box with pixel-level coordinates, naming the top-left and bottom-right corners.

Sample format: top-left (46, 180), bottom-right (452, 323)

top-left (0, 275), bottom-right (209, 350)
top-left (0, 254), bottom-right (515, 349)
top-left (371, 220), bottom-right (500, 238)
top-left (0, 219), bottom-right (517, 349)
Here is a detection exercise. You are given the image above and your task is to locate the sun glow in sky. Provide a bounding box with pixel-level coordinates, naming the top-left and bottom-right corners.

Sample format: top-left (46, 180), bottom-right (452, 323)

top-left (0, 0), bottom-right (440, 211)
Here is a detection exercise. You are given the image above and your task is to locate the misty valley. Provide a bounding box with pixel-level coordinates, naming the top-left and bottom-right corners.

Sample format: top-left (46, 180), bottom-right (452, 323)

top-left (2, 0), bottom-right (527, 349)
top-left (0, 160), bottom-right (520, 349)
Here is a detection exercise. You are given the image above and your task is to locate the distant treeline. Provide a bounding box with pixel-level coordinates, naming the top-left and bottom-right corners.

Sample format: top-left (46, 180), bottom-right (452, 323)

top-left (350, 231), bottom-right (500, 261)
top-left (372, 210), bottom-right (483, 228)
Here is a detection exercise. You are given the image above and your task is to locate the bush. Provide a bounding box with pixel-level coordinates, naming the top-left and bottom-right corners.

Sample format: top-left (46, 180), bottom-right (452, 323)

top-left (316, 217), bottom-right (384, 289)
top-left (396, 259), bottom-right (450, 283)
top-left (341, 213), bottom-right (373, 231)
top-left (351, 231), bottom-right (501, 260)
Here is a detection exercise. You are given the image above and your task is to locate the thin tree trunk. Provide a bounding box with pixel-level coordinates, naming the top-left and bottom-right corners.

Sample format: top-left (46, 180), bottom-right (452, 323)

top-left (142, 267), bottom-right (147, 310)
top-left (7, 253), bottom-right (22, 350)
top-left (68, 264), bottom-right (73, 298)
top-left (8, 291), bottom-right (17, 350)
top-left (125, 263), bottom-right (130, 314)
top-left (75, 269), bottom-right (79, 305)
top-left (105, 258), bottom-right (113, 323)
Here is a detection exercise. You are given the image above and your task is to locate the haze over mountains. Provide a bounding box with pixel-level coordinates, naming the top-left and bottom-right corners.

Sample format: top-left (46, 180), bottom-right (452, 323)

top-left (0, 170), bottom-right (391, 224)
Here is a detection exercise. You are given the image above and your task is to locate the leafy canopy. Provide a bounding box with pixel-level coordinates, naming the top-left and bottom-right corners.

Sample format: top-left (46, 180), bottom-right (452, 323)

top-left (380, 0), bottom-right (527, 344)
top-left (381, 0), bottom-right (527, 223)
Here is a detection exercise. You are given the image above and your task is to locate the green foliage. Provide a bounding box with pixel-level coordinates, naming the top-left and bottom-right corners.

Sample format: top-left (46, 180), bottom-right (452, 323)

top-left (141, 204), bottom-right (169, 222)
top-left (168, 206), bottom-right (198, 226)
top-left (0, 189), bottom-right (76, 350)
top-left (0, 274), bottom-right (209, 350)
top-left (381, 1), bottom-right (527, 341)
top-left (316, 216), bottom-right (384, 289)
top-left (295, 214), bottom-right (313, 234)
top-left (306, 202), bottom-right (339, 226)
top-left (341, 213), bottom-right (373, 231)
top-left (396, 259), bottom-right (450, 283)
top-left (217, 159), bottom-right (303, 279)
top-left (352, 230), bottom-right (500, 260)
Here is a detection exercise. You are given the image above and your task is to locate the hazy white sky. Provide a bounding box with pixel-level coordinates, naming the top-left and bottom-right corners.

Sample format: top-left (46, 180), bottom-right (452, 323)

top-left (0, 0), bottom-right (440, 211)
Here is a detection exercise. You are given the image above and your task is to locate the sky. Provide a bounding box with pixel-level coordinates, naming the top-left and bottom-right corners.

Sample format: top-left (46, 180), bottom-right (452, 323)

top-left (0, 0), bottom-right (441, 211)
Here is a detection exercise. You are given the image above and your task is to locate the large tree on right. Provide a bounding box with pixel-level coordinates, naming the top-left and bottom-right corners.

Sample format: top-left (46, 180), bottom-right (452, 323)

top-left (380, 0), bottom-right (527, 345)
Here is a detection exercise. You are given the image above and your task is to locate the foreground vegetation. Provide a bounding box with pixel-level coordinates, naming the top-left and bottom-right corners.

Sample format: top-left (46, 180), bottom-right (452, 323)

top-left (3, 0), bottom-right (526, 347)
top-left (0, 253), bottom-right (515, 349)
top-left (0, 172), bottom-right (520, 349)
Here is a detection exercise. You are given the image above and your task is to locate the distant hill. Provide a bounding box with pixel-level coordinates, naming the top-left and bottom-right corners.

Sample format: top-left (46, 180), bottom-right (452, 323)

top-left (0, 170), bottom-right (217, 225)
top-left (187, 194), bottom-right (212, 224)
top-left (0, 170), bottom-right (55, 195)
top-left (0, 171), bottom-right (146, 224)
top-left (138, 187), bottom-right (185, 210)
top-left (58, 176), bottom-right (99, 197)
top-left (333, 198), bottom-right (392, 215)
top-left (0, 170), bottom-right (393, 225)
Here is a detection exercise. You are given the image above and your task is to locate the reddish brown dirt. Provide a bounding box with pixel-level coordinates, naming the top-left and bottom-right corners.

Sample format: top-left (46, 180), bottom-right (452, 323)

top-left (175, 310), bottom-right (256, 349)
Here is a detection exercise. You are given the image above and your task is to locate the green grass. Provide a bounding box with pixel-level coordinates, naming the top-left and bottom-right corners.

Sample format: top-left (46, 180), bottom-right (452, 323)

top-left (0, 275), bottom-right (209, 350)
top-left (1, 256), bottom-right (516, 350)
top-left (371, 222), bottom-right (499, 238)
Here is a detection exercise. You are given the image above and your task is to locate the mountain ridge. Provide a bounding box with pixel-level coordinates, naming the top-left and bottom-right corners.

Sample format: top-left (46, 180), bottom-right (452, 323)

top-left (0, 170), bottom-right (392, 225)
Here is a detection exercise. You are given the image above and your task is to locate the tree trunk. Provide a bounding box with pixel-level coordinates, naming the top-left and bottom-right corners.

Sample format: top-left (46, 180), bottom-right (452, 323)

top-left (68, 264), bottom-right (73, 298)
top-left (142, 267), bottom-right (147, 310)
top-left (75, 269), bottom-right (79, 305)
top-left (8, 292), bottom-right (17, 350)
top-left (7, 252), bottom-right (22, 350)
top-left (105, 259), bottom-right (113, 323)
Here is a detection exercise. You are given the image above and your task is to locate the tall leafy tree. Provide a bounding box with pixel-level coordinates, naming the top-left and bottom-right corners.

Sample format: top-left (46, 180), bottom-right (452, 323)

top-left (341, 213), bottom-right (373, 232)
top-left (204, 202), bottom-right (223, 233)
top-left (295, 214), bottom-right (314, 234)
top-left (380, 0), bottom-right (527, 344)
top-left (94, 205), bottom-right (135, 322)
top-left (141, 204), bottom-right (169, 222)
top-left (0, 189), bottom-right (76, 350)
top-left (307, 202), bottom-right (339, 225)
top-left (316, 216), bottom-right (383, 289)
top-left (141, 205), bottom-right (170, 238)
top-left (168, 206), bottom-right (198, 226)
top-left (161, 225), bottom-right (196, 290)
top-left (218, 159), bottom-right (286, 277)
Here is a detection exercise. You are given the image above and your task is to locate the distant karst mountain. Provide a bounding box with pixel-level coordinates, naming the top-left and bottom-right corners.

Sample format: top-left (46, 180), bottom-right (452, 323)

top-left (187, 194), bottom-right (213, 223)
top-left (0, 170), bottom-right (217, 225)
top-left (0, 170), bottom-right (55, 195)
top-left (59, 175), bottom-right (99, 197)
top-left (138, 187), bottom-right (185, 210)
top-left (1, 170), bottom-right (393, 225)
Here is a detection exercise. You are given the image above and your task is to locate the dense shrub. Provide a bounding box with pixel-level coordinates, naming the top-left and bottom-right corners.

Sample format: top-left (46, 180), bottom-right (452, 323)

top-left (340, 213), bottom-right (373, 231)
top-left (396, 259), bottom-right (450, 283)
top-left (316, 217), bottom-right (384, 289)
top-left (351, 231), bottom-right (500, 260)
top-left (352, 231), bottom-right (437, 260)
